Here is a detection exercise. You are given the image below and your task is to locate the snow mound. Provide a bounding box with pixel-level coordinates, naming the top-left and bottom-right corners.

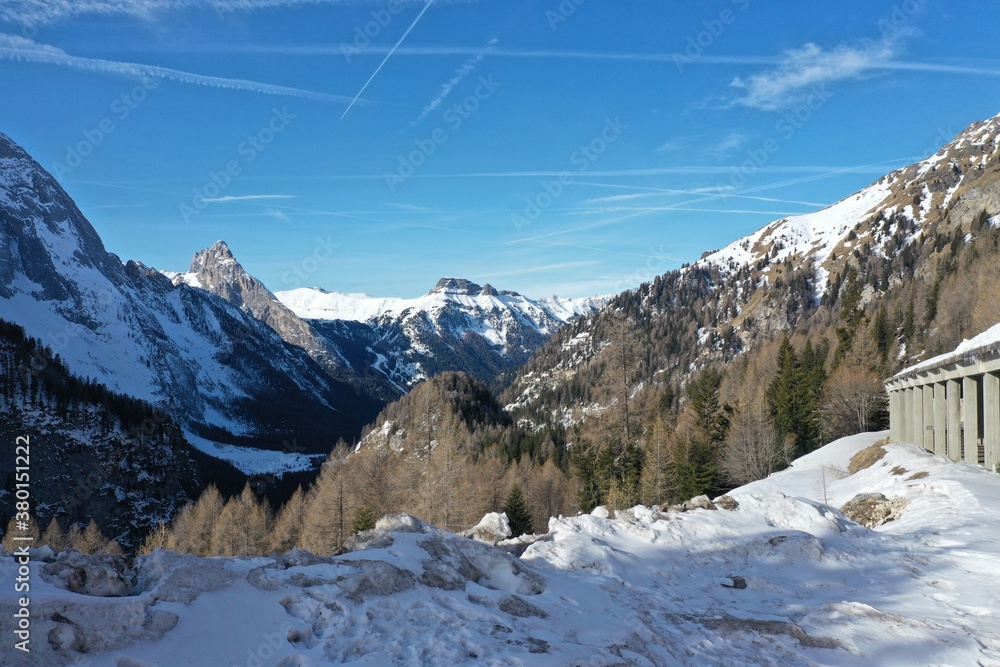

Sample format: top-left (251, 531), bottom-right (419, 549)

top-left (7, 432), bottom-right (1000, 665)
top-left (461, 511), bottom-right (512, 545)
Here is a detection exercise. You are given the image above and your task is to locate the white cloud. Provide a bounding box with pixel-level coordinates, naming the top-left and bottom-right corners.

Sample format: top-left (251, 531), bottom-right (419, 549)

top-left (583, 185), bottom-right (736, 205)
top-left (263, 207), bottom-right (291, 223)
top-left (655, 140), bottom-right (683, 153)
top-left (0, 33), bottom-right (348, 102)
top-left (712, 131), bottom-right (749, 156)
top-left (730, 40), bottom-right (896, 110)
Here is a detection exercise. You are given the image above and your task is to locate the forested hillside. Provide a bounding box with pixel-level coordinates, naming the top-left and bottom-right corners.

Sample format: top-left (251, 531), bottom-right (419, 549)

top-left (498, 116), bottom-right (1000, 512)
top-left (0, 319), bottom-right (198, 550)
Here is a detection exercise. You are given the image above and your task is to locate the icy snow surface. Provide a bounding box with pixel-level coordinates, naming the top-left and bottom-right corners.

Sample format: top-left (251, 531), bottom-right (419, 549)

top-left (895, 320), bottom-right (1000, 377)
top-left (6, 431), bottom-right (1000, 665)
top-left (184, 432), bottom-right (325, 476)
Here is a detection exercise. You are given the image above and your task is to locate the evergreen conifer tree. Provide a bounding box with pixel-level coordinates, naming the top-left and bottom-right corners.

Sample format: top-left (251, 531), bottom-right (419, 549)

top-left (504, 485), bottom-right (533, 537)
top-left (351, 507), bottom-right (376, 535)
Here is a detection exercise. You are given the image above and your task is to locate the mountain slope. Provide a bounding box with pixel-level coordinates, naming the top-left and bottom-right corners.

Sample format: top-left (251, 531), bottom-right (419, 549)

top-left (0, 131), bottom-right (374, 455)
top-left (168, 241), bottom-right (401, 403)
top-left (503, 113), bottom-right (1000, 439)
top-left (277, 279), bottom-right (605, 390)
top-left (0, 318), bottom-right (198, 548)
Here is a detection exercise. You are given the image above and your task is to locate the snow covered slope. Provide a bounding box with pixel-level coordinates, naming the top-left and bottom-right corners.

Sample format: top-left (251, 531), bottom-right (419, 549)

top-left (278, 280), bottom-right (601, 328)
top-left (0, 131), bottom-right (373, 454)
top-left (276, 279), bottom-right (606, 389)
top-left (699, 113), bottom-right (1000, 295)
top-left (10, 430), bottom-right (1000, 666)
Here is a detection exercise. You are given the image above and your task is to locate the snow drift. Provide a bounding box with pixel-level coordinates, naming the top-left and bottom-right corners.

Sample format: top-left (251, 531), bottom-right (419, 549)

top-left (5, 431), bottom-right (1000, 665)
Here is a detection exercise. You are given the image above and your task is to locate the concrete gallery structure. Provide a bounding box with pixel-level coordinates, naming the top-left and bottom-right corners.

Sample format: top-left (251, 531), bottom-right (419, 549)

top-left (885, 323), bottom-right (1000, 471)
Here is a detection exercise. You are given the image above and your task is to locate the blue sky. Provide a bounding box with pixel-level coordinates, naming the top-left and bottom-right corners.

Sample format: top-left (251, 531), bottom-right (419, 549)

top-left (2, 0), bottom-right (999, 298)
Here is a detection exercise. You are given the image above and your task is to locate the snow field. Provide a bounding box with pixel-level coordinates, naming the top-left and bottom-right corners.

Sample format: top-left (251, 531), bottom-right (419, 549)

top-left (5, 432), bottom-right (1000, 665)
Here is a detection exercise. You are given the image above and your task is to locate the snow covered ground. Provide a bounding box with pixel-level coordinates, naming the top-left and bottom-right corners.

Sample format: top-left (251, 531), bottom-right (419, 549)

top-left (5, 431), bottom-right (1000, 666)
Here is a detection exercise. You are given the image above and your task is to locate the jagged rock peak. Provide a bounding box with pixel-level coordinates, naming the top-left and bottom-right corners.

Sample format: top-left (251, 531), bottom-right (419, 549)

top-left (428, 278), bottom-right (522, 298)
top-left (190, 240), bottom-right (240, 274)
top-left (431, 277), bottom-right (484, 295)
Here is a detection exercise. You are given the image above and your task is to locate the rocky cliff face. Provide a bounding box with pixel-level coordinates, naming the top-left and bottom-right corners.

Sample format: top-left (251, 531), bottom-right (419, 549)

top-left (172, 241), bottom-right (397, 400)
top-left (0, 131), bottom-right (374, 455)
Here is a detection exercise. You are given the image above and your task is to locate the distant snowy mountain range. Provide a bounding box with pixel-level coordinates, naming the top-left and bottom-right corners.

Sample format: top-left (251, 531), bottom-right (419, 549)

top-left (165, 242), bottom-right (605, 395)
top-left (0, 128), bottom-right (604, 472)
top-left (274, 279), bottom-right (605, 391)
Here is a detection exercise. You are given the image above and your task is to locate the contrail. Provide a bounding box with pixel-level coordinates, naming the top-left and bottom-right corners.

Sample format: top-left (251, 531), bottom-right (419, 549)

top-left (0, 33), bottom-right (350, 102)
top-left (340, 0), bottom-right (435, 119)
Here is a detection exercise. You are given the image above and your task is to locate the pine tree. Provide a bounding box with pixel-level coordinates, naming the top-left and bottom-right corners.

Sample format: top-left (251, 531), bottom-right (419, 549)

top-left (300, 455), bottom-right (351, 554)
top-left (903, 298), bottom-right (916, 342)
top-left (172, 485), bottom-right (224, 556)
top-left (40, 520), bottom-right (67, 553)
top-left (689, 368), bottom-right (729, 444)
top-left (504, 485), bottom-right (533, 537)
top-left (640, 415), bottom-right (677, 505)
top-left (574, 446), bottom-right (603, 513)
top-left (268, 486), bottom-right (305, 554)
top-left (139, 522), bottom-right (172, 555)
top-left (873, 307), bottom-right (892, 363)
top-left (835, 268), bottom-right (863, 361)
top-left (351, 507), bottom-right (376, 535)
top-left (72, 519), bottom-right (109, 555)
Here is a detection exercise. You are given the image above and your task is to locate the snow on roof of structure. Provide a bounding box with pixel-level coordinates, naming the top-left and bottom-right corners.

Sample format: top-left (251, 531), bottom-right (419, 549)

top-left (890, 321), bottom-right (1000, 382)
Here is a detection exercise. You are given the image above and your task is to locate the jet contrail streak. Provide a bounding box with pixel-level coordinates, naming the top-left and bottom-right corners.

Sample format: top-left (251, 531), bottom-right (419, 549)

top-left (340, 0), bottom-right (435, 119)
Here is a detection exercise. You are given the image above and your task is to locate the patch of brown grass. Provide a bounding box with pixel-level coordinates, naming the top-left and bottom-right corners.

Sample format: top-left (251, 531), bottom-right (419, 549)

top-left (907, 471), bottom-right (929, 481)
top-left (848, 445), bottom-right (888, 474)
top-left (889, 466), bottom-right (907, 476)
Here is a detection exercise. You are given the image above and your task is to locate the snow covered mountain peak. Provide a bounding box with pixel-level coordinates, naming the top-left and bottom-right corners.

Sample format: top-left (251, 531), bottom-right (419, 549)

top-left (431, 277), bottom-right (489, 296)
top-left (275, 281), bottom-right (605, 389)
top-left (0, 132), bottom-right (368, 453)
top-left (697, 112), bottom-right (1000, 297)
top-left (428, 277), bottom-right (519, 298)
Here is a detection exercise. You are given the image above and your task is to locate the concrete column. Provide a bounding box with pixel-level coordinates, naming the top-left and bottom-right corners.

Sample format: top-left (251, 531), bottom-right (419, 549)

top-left (985, 372), bottom-right (1000, 472)
top-left (912, 385), bottom-right (925, 448)
top-left (964, 375), bottom-right (980, 465)
top-left (933, 382), bottom-right (947, 456)
top-left (922, 383), bottom-right (935, 451)
top-left (888, 390), bottom-right (898, 441)
top-left (947, 379), bottom-right (962, 461)
top-left (902, 387), bottom-right (913, 443)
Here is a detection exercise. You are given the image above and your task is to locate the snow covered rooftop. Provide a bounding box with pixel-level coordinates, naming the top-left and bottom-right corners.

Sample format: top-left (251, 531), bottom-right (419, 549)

top-left (891, 320), bottom-right (1000, 381)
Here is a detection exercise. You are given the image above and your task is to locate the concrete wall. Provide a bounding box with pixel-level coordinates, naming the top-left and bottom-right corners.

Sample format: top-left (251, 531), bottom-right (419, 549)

top-left (886, 351), bottom-right (1000, 471)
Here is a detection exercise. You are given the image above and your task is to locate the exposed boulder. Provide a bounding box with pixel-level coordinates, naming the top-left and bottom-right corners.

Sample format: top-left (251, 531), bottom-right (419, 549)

top-left (840, 493), bottom-right (908, 528)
